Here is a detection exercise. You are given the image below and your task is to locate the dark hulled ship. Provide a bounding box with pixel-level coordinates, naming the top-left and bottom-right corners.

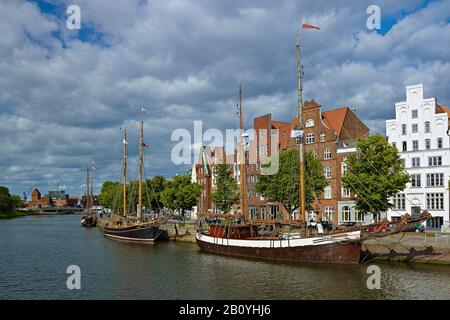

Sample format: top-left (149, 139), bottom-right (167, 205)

top-left (103, 118), bottom-right (168, 243)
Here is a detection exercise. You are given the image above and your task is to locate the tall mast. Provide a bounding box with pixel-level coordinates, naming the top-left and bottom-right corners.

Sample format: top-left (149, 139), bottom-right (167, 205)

top-left (123, 127), bottom-right (127, 217)
top-left (90, 167), bottom-right (93, 210)
top-left (86, 165), bottom-right (90, 213)
top-left (138, 120), bottom-right (143, 221)
top-left (239, 84), bottom-right (247, 217)
top-left (296, 36), bottom-right (306, 224)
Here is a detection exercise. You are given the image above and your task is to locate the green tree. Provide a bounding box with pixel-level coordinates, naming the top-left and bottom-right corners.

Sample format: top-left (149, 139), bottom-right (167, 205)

top-left (256, 149), bottom-right (328, 218)
top-left (211, 164), bottom-right (239, 213)
top-left (0, 186), bottom-right (23, 212)
top-left (161, 175), bottom-right (202, 216)
top-left (98, 181), bottom-right (123, 210)
top-left (341, 133), bottom-right (410, 218)
top-left (145, 175), bottom-right (167, 212)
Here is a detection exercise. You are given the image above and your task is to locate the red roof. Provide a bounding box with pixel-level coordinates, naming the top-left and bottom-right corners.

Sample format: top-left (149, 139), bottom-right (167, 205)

top-left (436, 104), bottom-right (450, 118)
top-left (321, 107), bottom-right (349, 136)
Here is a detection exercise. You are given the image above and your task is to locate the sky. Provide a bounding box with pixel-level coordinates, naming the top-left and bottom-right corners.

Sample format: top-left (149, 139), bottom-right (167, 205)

top-left (0, 0), bottom-right (449, 197)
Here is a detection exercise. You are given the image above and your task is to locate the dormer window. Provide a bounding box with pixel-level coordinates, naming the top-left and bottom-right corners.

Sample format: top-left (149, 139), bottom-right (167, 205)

top-left (305, 119), bottom-right (315, 128)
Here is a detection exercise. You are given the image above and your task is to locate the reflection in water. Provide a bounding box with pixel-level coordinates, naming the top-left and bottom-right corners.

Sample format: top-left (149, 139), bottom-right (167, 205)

top-left (1, 215), bottom-right (450, 299)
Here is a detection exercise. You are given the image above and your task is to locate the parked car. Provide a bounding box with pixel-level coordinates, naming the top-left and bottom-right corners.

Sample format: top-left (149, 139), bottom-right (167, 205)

top-left (406, 223), bottom-right (425, 232)
top-left (343, 222), bottom-right (356, 227)
top-left (321, 221), bottom-right (333, 231)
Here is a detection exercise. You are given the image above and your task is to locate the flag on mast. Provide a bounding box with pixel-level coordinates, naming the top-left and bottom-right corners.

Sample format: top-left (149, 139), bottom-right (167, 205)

top-left (302, 20), bottom-right (320, 30)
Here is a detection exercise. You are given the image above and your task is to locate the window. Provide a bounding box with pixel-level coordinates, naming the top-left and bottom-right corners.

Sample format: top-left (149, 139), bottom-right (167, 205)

top-left (323, 206), bottom-right (334, 222)
top-left (392, 194), bottom-right (406, 210)
top-left (412, 157), bottom-right (420, 167)
top-left (342, 206), bottom-right (351, 222)
top-left (412, 110), bottom-right (418, 119)
top-left (402, 124), bottom-right (407, 135)
top-left (312, 150), bottom-right (317, 158)
top-left (438, 138), bottom-right (443, 149)
top-left (341, 163), bottom-right (348, 175)
top-left (412, 124), bottom-right (418, 133)
top-left (356, 210), bottom-right (364, 222)
top-left (425, 139), bottom-right (431, 150)
top-left (324, 148), bottom-right (332, 160)
top-left (341, 188), bottom-right (351, 198)
top-left (426, 193), bottom-right (444, 210)
top-left (411, 174), bottom-right (421, 187)
top-left (343, 155), bottom-right (347, 161)
top-left (324, 166), bottom-right (332, 179)
top-left (320, 132), bottom-right (326, 142)
top-left (392, 142), bottom-right (397, 148)
top-left (428, 156), bottom-right (442, 166)
top-left (426, 173), bottom-right (444, 187)
top-left (324, 186), bottom-right (332, 199)
top-left (401, 159), bottom-right (406, 168)
top-left (296, 137), bottom-right (301, 145)
top-left (425, 122), bottom-right (430, 133)
top-left (306, 133), bottom-right (315, 144)
top-left (402, 141), bottom-right (407, 151)
top-left (305, 119), bottom-right (315, 127)
top-left (413, 140), bottom-right (419, 151)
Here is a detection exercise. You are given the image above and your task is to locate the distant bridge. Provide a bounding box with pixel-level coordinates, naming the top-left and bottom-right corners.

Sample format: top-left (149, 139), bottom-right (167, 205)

top-left (39, 207), bottom-right (84, 215)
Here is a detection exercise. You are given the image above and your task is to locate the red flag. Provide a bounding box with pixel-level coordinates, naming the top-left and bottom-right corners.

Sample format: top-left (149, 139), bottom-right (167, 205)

top-left (302, 21), bottom-right (320, 30)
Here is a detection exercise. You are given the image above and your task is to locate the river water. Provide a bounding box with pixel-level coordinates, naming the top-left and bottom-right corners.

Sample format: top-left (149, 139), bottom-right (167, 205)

top-left (1, 214), bottom-right (449, 299)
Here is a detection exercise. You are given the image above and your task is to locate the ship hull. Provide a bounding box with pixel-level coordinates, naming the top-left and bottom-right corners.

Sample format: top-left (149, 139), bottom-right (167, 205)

top-left (104, 224), bottom-right (168, 243)
top-left (81, 215), bottom-right (97, 228)
top-left (195, 231), bottom-right (362, 264)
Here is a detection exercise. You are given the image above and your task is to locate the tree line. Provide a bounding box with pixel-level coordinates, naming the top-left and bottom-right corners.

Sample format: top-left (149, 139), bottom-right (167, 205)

top-left (98, 175), bottom-right (202, 216)
top-left (0, 187), bottom-right (23, 213)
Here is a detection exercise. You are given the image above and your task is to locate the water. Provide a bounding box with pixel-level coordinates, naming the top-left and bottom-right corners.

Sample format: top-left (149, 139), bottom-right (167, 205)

top-left (1, 215), bottom-right (450, 299)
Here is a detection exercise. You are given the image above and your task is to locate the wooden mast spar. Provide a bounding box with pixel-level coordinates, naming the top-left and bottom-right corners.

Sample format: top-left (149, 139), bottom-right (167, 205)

top-left (238, 84), bottom-right (247, 218)
top-left (296, 36), bottom-right (306, 229)
top-left (138, 120), bottom-right (143, 222)
top-left (123, 127), bottom-right (127, 218)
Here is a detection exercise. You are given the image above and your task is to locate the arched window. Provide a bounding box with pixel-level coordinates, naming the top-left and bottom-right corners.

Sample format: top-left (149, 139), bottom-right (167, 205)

top-left (306, 133), bottom-right (315, 144)
top-left (342, 206), bottom-right (351, 222)
top-left (306, 119), bottom-right (315, 127)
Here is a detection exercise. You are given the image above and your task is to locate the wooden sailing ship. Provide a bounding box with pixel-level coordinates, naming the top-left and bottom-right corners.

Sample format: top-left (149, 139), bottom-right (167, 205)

top-left (81, 164), bottom-right (97, 228)
top-left (195, 33), bottom-right (431, 264)
top-left (103, 119), bottom-right (169, 243)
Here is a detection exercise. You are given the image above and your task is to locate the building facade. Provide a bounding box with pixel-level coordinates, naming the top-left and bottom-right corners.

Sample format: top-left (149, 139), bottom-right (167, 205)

top-left (386, 84), bottom-right (450, 230)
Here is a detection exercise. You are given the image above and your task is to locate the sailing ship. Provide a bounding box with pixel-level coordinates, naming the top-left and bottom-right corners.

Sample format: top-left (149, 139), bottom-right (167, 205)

top-left (103, 119), bottom-right (169, 243)
top-left (195, 33), bottom-right (431, 264)
top-left (81, 164), bottom-right (97, 227)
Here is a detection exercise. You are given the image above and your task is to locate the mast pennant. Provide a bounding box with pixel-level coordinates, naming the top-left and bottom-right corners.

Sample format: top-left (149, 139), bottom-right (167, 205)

top-left (302, 20), bottom-right (320, 30)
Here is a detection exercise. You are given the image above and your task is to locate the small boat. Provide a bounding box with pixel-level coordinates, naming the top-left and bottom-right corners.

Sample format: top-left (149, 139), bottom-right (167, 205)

top-left (103, 118), bottom-right (169, 243)
top-left (81, 214), bottom-right (97, 228)
top-left (81, 163), bottom-right (97, 228)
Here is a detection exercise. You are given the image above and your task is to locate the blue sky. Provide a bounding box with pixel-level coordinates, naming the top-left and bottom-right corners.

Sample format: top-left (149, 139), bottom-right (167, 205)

top-left (0, 0), bottom-right (449, 197)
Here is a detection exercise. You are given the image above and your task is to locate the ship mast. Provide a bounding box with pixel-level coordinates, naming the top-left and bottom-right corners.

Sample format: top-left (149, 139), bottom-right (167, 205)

top-left (86, 165), bottom-right (90, 214)
top-left (296, 36), bottom-right (306, 227)
top-left (123, 127), bottom-right (127, 217)
top-left (238, 84), bottom-right (247, 217)
top-left (138, 120), bottom-right (143, 222)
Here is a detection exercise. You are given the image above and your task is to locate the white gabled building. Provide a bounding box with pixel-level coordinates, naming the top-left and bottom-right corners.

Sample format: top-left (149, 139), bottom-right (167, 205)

top-left (386, 84), bottom-right (450, 230)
